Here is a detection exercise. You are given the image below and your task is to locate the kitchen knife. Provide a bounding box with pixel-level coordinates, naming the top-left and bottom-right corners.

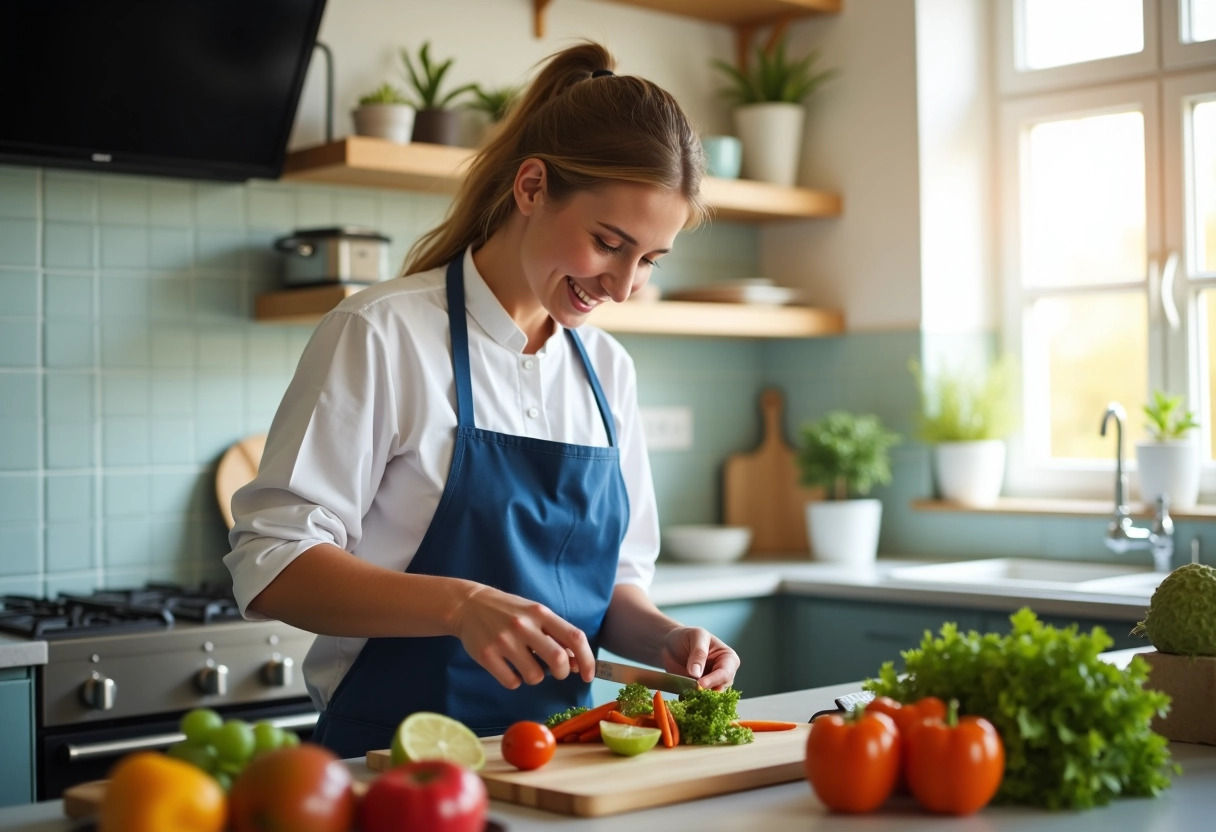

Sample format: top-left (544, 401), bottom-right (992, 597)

top-left (594, 659), bottom-right (698, 695)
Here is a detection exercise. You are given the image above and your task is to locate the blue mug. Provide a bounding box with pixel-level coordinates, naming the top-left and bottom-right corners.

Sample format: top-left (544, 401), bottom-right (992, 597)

top-left (701, 135), bottom-right (742, 179)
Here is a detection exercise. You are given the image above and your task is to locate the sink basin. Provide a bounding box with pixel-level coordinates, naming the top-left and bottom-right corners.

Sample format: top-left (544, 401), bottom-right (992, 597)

top-left (886, 558), bottom-right (1155, 593)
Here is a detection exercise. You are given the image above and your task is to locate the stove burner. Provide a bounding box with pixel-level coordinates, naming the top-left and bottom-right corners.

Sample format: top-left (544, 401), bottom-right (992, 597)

top-left (0, 583), bottom-right (241, 639)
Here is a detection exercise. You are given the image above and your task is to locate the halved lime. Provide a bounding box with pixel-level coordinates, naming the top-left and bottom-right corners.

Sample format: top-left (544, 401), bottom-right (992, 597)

top-left (599, 721), bottom-right (662, 757)
top-left (390, 711), bottom-right (486, 771)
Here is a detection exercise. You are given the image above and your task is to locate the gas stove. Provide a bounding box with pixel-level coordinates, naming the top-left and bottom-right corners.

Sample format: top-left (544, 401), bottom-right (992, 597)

top-left (6, 584), bottom-right (318, 799)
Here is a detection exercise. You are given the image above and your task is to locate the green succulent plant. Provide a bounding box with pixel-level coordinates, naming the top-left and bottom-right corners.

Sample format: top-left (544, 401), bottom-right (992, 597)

top-left (358, 82), bottom-right (410, 107)
top-left (796, 411), bottom-right (899, 501)
top-left (911, 357), bottom-right (1017, 443)
top-left (1143, 390), bottom-right (1199, 441)
top-left (399, 41), bottom-right (476, 111)
top-left (711, 37), bottom-right (838, 106)
top-left (468, 83), bottom-right (521, 123)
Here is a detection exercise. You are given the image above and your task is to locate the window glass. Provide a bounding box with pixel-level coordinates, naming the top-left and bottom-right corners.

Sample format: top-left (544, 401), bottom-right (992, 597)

top-left (1024, 111), bottom-right (1146, 287)
top-left (1024, 0), bottom-right (1144, 69)
top-left (1189, 0), bottom-right (1216, 43)
top-left (1194, 99), bottom-right (1216, 274)
top-left (1205, 289), bottom-right (1216, 459)
top-left (1031, 293), bottom-right (1148, 458)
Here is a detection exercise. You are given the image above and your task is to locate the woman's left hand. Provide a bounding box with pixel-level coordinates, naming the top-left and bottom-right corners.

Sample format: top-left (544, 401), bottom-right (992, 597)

top-left (661, 627), bottom-right (740, 691)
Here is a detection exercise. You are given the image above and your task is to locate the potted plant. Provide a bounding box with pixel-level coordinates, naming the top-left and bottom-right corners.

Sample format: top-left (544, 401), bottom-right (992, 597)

top-left (911, 357), bottom-right (1016, 506)
top-left (1137, 391), bottom-right (1201, 509)
top-left (710, 36), bottom-right (838, 186)
top-left (399, 41), bottom-right (476, 146)
top-left (796, 411), bottom-right (899, 566)
top-left (467, 83), bottom-right (521, 145)
top-left (351, 83), bottom-right (416, 145)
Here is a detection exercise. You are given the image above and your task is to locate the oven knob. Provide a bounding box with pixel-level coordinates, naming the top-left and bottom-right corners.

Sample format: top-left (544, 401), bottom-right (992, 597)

top-left (79, 671), bottom-right (117, 711)
top-left (195, 664), bottom-right (229, 696)
top-left (261, 656), bottom-right (295, 688)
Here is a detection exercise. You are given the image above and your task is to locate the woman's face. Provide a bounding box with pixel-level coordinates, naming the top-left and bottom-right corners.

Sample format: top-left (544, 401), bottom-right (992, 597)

top-left (517, 173), bottom-right (689, 331)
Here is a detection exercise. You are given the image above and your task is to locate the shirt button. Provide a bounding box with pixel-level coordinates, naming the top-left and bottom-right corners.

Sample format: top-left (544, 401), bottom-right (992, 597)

top-left (526, 407), bottom-right (539, 419)
top-left (523, 358), bottom-right (536, 370)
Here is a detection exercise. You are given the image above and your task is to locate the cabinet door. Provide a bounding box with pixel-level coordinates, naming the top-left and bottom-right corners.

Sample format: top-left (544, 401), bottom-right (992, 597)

top-left (788, 599), bottom-right (983, 690)
top-left (981, 610), bottom-right (1144, 650)
top-left (0, 670), bottom-right (34, 806)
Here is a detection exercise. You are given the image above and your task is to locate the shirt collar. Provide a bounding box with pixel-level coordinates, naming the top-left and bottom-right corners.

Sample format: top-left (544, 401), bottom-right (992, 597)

top-left (462, 247), bottom-right (562, 356)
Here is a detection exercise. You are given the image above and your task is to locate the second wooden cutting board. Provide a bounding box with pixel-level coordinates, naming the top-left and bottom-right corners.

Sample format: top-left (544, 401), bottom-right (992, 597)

top-left (724, 388), bottom-right (821, 556)
top-left (366, 725), bottom-right (811, 817)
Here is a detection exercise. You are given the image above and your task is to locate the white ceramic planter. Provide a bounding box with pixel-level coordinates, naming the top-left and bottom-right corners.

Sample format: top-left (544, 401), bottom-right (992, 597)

top-left (1136, 440), bottom-right (1200, 509)
top-left (807, 499), bottom-right (882, 567)
top-left (934, 440), bottom-right (1006, 506)
top-left (352, 104), bottom-right (416, 144)
top-left (733, 102), bottom-right (805, 187)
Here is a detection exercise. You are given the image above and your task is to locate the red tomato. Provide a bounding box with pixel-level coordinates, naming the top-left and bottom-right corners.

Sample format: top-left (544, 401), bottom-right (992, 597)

top-left (360, 760), bottom-right (488, 832)
top-left (805, 711), bottom-right (900, 813)
top-left (501, 721), bottom-right (556, 771)
top-left (228, 744), bottom-right (355, 832)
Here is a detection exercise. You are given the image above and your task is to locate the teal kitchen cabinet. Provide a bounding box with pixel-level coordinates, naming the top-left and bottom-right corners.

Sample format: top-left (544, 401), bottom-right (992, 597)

top-left (591, 597), bottom-right (782, 704)
top-left (786, 598), bottom-right (984, 691)
top-left (0, 667), bottom-right (35, 806)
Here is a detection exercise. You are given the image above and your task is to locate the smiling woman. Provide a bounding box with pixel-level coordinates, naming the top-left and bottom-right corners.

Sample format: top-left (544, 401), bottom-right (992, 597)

top-left (225, 40), bottom-right (742, 761)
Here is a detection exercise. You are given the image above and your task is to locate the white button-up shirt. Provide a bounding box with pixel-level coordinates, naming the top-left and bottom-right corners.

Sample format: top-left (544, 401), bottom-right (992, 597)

top-left (225, 248), bottom-right (660, 709)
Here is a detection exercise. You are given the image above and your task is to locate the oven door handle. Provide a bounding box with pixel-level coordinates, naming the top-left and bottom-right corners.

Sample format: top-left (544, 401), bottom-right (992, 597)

top-left (64, 712), bottom-right (320, 762)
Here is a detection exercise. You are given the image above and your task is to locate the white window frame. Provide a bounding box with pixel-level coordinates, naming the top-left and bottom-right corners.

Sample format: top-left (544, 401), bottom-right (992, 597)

top-left (1162, 0), bottom-right (1216, 67)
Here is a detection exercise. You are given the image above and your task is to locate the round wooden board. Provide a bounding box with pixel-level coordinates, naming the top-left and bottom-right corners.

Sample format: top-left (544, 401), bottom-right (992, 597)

top-left (215, 434), bottom-right (267, 529)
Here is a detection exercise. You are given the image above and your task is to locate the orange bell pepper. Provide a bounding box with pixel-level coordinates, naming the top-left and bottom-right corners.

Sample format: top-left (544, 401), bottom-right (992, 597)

top-left (805, 710), bottom-right (900, 813)
top-left (864, 695), bottom-right (947, 788)
top-left (904, 699), bottom-right (1005, 815)
top-left (99, 751), bottom-right (226, 832)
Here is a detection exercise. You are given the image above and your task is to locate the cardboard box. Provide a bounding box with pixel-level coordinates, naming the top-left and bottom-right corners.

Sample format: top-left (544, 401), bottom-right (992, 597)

top-left (1143, 651), bottom-right (1216, 745)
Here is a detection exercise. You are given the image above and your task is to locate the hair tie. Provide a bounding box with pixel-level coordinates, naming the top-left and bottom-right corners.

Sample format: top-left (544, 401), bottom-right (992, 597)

top-left (591, 69), bottom-right (614, 78)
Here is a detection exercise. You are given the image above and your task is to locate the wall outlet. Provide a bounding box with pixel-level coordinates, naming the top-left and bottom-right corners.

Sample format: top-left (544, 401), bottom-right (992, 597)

top-left (640, 406), bottom-right (693, 451)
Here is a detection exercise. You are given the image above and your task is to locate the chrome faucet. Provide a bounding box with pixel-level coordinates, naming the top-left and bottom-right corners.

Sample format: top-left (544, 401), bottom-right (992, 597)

top-left (1100, 402), bottom-right (1174, 572)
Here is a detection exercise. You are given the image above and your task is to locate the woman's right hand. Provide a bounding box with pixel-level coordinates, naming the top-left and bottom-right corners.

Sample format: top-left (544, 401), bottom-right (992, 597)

top-left (451, 585), bottom-right (595, 690)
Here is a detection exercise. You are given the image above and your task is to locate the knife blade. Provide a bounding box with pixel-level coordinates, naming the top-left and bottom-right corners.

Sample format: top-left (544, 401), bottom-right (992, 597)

top-left (594, 659), bottom-right (698, 695)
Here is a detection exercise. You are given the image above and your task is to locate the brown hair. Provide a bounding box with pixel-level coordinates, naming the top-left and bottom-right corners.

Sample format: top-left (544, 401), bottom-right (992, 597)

top-left (404, 41), bottom-right (706, 275)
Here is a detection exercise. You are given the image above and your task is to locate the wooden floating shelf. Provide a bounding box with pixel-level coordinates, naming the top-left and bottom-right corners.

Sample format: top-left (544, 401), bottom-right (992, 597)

top-left (255, 285), bottom-right (844, 339)
top-left (281, 137), bottom-right (841, 222)
top-left (592, 0), bottom-right (841, 28)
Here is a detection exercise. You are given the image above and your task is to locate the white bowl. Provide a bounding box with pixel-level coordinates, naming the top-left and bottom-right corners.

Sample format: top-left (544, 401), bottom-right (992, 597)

top-left (662, 525), bottom-right (753, 564)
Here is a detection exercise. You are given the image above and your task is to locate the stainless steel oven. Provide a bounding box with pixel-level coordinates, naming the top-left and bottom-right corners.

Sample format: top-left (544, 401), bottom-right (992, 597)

top-left (0, 585), bottom-right (318, 800)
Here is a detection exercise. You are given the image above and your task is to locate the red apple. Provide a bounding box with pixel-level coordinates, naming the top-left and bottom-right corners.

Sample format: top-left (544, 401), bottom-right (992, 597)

top-left (359, 760), bottom-right (488, 832)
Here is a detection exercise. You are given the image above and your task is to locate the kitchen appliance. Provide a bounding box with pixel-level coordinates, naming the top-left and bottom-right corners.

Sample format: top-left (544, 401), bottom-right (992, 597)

top-left (274, 227), bottom-right (393, 286)
top-left (0, 584), bottom-right (317, 800)
top-left (0, 0), bottom-right (327, 182)
top-left (366, 726), bottom-right (812, 816)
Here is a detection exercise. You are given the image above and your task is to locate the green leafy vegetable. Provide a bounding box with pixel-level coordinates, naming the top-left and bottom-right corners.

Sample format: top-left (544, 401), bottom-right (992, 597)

top-left (544, 705), bottom-right (588, 729)
top-left (667, 687), bottom-right (752, 746)
top-left (863, 608), bottom-right (1176, 810)
top-left (615, 682), bottom-right (655, 718)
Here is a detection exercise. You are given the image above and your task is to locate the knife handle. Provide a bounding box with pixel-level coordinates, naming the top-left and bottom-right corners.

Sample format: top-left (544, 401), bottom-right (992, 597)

top-left (808, 690), bottom-right (875, 722)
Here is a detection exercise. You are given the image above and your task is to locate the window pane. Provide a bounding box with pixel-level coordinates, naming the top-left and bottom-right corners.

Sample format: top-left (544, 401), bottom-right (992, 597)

top-left (1030, 293), bottom-right (1147, 459)
top-left (1205, 289), bottom-right (1216, 461)
top-left (1023, 0), bottom-right (1144, 69)
top-left (1189, 0), bottom-right (1216, 43)
top-left (1194, 100), bottom-right (1216, 274)
top-left (1024, 111), bottom-right (1146, 287)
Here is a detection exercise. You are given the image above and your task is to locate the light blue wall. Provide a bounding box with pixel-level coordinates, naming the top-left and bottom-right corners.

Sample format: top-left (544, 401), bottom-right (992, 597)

top-left (1, 165), bottom-right (1210, 598)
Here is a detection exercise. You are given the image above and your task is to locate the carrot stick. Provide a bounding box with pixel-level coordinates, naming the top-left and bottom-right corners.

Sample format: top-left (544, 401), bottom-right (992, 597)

top-left (605, 711), bottom-right (645, 727)
top-left (577, 725), bottom-right (601, 742)
top-left (638, 715), bottom-right (658, 729)
top-left (653, 691), bottom-right (674, 748)
top-left (550, 701), bottom-right (619, 740)
top-left (732, 720), bottom-right (799, 732)
top-left (667, 707), bottom-right (680, 746)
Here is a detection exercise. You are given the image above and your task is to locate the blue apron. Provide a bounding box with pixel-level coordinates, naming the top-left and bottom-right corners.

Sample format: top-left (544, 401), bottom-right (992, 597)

top-left (312, 256), bottom-right (629, 758)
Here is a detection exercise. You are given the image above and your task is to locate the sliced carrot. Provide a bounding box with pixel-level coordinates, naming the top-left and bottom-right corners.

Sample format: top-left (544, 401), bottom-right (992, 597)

top-left (605, 711), bottom-right (645, 727)
top-left (550, 701), bottom-right (619, 740)
top-left (637, 715), bottom-right (658, 729)
top-left (733, 720), bottom-right (799, 732)
top-left (667, 707), bottom-right (680, 745)
top-left (653, 690), bottom-right (674, 748)
top-left (577, 724), bottom-right (602, 742)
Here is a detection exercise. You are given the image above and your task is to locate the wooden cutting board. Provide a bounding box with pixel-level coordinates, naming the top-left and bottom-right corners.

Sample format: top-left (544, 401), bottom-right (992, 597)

top-left (215, 433), bottom-right (266, 529)
top-left (724, 389), bottom-right (821, 556)
top-left (366, 725), bottom-right (810, 817)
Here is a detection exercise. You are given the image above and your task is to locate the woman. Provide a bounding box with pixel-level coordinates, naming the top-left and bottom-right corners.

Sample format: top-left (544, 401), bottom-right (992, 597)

top-left (225, 41), bottom-right (740, 758)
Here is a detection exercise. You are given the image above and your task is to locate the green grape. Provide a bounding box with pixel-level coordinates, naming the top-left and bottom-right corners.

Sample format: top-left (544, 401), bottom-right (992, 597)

top-left (166, 740), bottom-right (217, 773)
top-left (252, 721), bottom-right (285, 755)
top-left (179, 708), bottom-right (223, 744)
top-left (212, 719), bottom-right (256, 764)
top-left (280, 730), bottom-right (300, 747)
top-left (213, 770), bottom-right (233, 792)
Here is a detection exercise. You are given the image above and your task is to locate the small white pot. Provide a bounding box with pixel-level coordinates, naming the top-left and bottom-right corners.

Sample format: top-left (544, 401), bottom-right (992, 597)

top-left (1136, 440), bottom-right (1200, 509)
top-left (807, 499), bottom-right (882, 567)
top-left (352, 104), bottom-right (416, 144)
top-left (733, 102), bottom-right (805, 186)
top-left (934, 440), bottom-right (1006, 506)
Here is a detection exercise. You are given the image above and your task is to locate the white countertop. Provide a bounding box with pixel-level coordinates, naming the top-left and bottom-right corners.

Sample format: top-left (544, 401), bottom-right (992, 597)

top-left (0, 634), bottom-right (46, 669)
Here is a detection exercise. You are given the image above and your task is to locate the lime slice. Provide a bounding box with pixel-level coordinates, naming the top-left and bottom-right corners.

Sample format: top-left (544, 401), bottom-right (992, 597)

top-left (390, 712), bottom-right (486, 771)
top-left (599, 721), bottom-right (662, 757)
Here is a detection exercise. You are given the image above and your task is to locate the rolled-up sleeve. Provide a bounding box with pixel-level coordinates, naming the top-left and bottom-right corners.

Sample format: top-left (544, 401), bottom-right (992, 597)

top-left (224, 309), bottom-right (400, 617)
